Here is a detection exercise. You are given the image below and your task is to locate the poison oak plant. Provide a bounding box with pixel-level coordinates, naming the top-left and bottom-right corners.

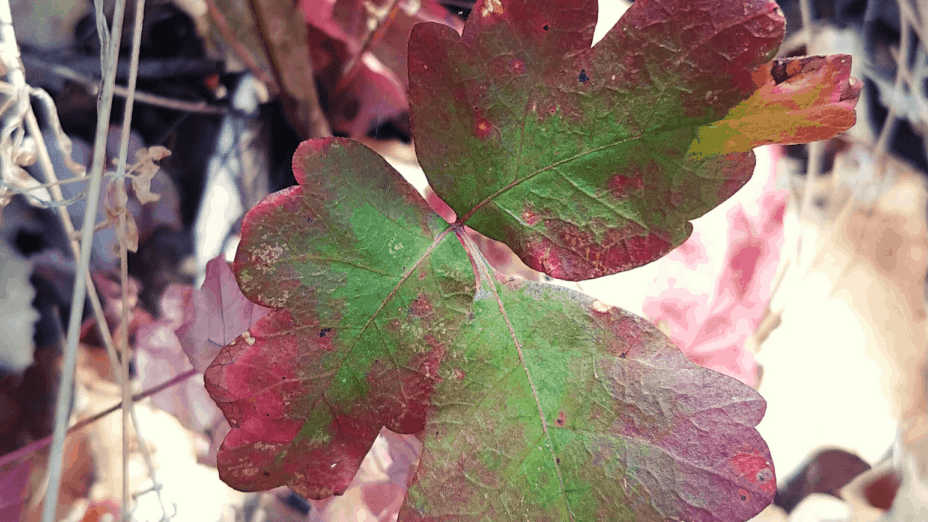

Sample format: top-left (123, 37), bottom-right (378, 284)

top-left (203, 0), bottom-right (860, 519)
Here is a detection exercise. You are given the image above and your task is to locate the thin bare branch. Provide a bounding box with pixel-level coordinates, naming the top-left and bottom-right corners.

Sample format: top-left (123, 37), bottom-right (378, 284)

top-left (24, 57), bottom-right (228, 114)
top-left (42, 0), bottom-right (131, 514)
top-left (0, 369), bottom-right (199, 471)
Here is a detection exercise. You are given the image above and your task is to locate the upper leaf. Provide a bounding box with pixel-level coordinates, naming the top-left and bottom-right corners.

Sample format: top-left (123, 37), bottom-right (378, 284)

top-left (409, 0), bottom-right (856, 280)
top-left (207, 138), bottom-right (775, 520)
top-left (690, 55), bottom-right (862, 155)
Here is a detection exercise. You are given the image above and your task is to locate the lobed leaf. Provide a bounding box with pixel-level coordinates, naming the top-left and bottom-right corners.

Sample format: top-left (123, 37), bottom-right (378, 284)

top-left (403, 264), bottom-right (774, 521)
top-left (409, 0), bottom-right (855, 280)
top-left (208, 139), bottom-right (474, 496)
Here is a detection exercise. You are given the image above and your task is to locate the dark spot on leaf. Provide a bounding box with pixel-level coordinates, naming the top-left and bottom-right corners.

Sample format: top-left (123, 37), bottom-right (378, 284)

top-left (770, 58), bottom-right (810, 85)
top-left (282, 376), bottom-right (286, 380)
top-left (771, 61), bottom-right (789, 84)
top-left (619, 351), bottom-right (627, 359)
top-left (542, 23), bottom-right (549, 31)
top-left (556, 458), bottom-right (560, 463)
top-left (319, 327), bottom-right (332, 338)
top-left (741, 495), bottom-right (746, 501)
top-left (306, 216), bottom-right (314, 224)
top-left (579, 69), bottom-right (589, 84)
top-left (556, 411), bottom-right (566, 425)
top-left (263, 472), bottom-right (270, 477)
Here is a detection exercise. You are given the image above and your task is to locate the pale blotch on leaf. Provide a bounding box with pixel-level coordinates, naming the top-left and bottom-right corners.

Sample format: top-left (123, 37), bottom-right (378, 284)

top-left (481, 0), bottom-right (503, 17)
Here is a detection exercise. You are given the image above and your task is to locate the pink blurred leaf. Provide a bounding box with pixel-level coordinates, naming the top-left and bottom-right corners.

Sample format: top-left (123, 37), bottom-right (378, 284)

top-left (135, 256), bottom-right (270, 463)
top-left (136, 285), bottom-right (224, 437)
top-left (299, 0), bottom-right (462, 85)
top-left (309, 428), bottom-right (423, 522)
top-left (0, 458), bottom-right (31, 521)
top-left (643, 163), bottom-right (789, 386)
top-left (176, 256), bottom-right (271, 372)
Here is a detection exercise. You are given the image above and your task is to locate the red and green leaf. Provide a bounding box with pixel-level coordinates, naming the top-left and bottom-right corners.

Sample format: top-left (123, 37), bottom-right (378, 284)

top-left (403, 261), bottom-right (774, 521)
top-left (410, 0), bottom-right (857, 280)
top-left (205, 0), bottom-right (862, 519)
top-left (207, 139), bottom-right (474, 497)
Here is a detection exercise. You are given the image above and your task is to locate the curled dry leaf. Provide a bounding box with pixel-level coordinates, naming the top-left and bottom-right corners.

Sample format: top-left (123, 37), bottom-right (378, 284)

top-left (127, 145), bottom-right (171, 205)
top-left (0, 166), bottom-right (52, 209)
top-left (97, 145), bottom-right (171, 253)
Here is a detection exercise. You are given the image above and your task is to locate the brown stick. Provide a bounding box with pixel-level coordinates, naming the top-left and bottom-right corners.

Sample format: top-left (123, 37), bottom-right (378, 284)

top-left (204, 0), bottom-right (280, 94)
top-left (335, 0), bottom-right (403, 93)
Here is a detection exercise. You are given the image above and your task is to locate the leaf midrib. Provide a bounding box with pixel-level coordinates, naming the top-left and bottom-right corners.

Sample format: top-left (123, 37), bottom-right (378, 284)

top-left (457, 230), bottom-right (575, 522)
top-left (456, 83), bottom-right (681, 227)
top-left (320, 224), bottom-right (457, 403)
